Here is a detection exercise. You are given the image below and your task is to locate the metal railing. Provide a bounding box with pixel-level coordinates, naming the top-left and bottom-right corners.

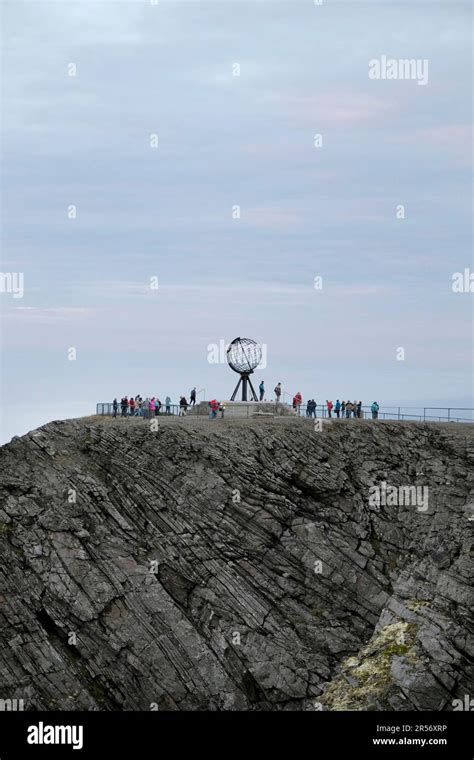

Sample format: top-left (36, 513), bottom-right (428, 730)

top-left (96, 402), bottom-right (187, 417)
top-left (95, 402), bottom-right (474, 423)
top-left (291, 404), bottom-right (474, 423)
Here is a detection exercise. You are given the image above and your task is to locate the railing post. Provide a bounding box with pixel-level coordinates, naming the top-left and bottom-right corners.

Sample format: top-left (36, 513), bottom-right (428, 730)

top-left (423, 408), bottom-right (426, 422)
top-left (447, 408), bottom-right (451, 422)
top-left (398, 406), bottom-right (400, 420)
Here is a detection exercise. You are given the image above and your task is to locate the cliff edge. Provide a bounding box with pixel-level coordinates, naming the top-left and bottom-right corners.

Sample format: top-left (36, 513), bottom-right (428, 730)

top-left (0, 417), bottom-right (472, 710)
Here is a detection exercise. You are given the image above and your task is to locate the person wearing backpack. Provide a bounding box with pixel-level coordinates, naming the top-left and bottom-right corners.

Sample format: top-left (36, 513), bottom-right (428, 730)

top-left (180, 396), bottom-right (188, 416)
top-left (259, 380), bottom-right (265, 401)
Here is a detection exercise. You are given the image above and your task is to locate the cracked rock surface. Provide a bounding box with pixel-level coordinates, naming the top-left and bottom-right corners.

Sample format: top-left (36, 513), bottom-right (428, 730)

top-left (0, 416), bottom-right (472, 710)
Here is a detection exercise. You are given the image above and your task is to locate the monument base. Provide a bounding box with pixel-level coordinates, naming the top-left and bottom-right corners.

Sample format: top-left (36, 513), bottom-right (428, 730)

top-left (194, 401), bottom-right (291, 418)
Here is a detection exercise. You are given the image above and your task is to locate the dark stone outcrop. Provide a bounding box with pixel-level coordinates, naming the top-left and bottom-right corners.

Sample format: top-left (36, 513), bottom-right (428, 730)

top-left (0, 416), bottom-right (472, 710)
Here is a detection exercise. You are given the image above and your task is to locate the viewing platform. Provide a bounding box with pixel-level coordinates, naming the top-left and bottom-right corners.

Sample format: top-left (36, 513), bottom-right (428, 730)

top-left (95, 401), bottom-right (474, 423)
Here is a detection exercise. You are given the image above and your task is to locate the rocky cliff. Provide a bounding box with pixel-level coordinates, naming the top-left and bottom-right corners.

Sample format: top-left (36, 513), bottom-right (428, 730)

top-left (0, 417), bottom-right (472, 711)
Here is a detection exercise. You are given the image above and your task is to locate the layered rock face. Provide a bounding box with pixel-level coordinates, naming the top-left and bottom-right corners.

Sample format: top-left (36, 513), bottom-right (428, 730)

top-left (0, 417), bottom-right (472, 711)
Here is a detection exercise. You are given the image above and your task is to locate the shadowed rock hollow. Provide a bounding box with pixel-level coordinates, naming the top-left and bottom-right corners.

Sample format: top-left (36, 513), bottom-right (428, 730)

top-left (0, 417), bottom-right (472, 711)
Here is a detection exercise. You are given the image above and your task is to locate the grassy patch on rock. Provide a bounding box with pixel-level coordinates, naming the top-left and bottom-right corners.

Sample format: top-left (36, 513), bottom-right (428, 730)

top-left (322, 620), bottom-right (418, 710)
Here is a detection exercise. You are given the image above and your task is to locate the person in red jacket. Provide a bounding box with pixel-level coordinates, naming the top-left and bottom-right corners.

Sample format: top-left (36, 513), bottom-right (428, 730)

top-left (326, 399), bottom-right (333, 418)
top-left (208, 399), bottom-right (219, 419)
top-left (293, 392), bottom-right (302, 416)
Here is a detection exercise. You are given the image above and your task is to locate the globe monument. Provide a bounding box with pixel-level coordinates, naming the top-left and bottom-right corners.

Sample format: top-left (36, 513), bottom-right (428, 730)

top-left (226, 337), bottom-right (262, 402)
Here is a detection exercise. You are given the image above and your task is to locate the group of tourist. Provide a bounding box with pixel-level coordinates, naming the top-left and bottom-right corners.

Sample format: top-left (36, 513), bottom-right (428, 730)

top-left (257, 383), bottom-right (380, 421)
top-left (324, 400), bottom-right (364, 419)
top-left (110, 386), bottom-right (380, 421)
top-left (292, 396), bottom-right (380, 420)
top-left (113, 388), bottom-right (197, 418)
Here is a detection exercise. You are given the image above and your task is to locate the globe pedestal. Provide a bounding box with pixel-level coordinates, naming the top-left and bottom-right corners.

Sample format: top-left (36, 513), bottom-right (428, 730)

top-left (230, 372), bottom-right (258, 402)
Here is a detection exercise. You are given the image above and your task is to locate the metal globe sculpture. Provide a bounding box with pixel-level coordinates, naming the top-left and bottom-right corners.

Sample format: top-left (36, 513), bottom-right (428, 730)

top-left (226, 337), bottom-right (262, 402)
top-left (227, 337), bottom-right (262, 375)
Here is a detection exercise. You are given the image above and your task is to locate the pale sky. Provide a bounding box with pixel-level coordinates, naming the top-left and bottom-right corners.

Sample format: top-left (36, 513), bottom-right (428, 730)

top-left (1, 0), bottom-right (472, 443)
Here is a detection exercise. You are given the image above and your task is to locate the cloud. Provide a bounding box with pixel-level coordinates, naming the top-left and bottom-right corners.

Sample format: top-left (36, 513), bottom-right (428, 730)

top-left (4, 307), bottom-right (95, 322)
top-left (267, 90), bottom-right (398, 128)
top-left (409, 124), bottom-right (472, 149)
top-left (243, 207), bottom-right (301, 230)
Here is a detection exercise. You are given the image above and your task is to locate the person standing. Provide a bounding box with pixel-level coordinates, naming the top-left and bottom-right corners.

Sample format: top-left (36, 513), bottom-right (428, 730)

top-left (346, 401), bottom-right (353, 418)
top-left (274, 382), bottom-right (282, 404)
top-left (165, 396), bottom-right (171, 415)
top-left (259, 380), bottom-right (265, 401)
top-left (120, 397), bottom-right (128, 417)
top-left (190, 387), bottom-right (196, 407)
top-left (356, 401), bottom-right (362, 418)
top-left (334, 400), bottom-right (341, 418)
top-left (180, 396), bottom-right (188, 416)
top-left (112, 398), bottom-right (118, 418)
top-left (293, 391), bottom-right (302, 416)
top-left (353, 400), bottom-right (358, 418)
top-left (326, 400), bottom-right (333, 418)
top-left (155, 398), bottom-right (161, 416)
top-left (341, 401), bottom-right (346, 418)
top-left (129, 396), bottom-right (135, 417)
top-left (371, 401), bottom-right (379, 419)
